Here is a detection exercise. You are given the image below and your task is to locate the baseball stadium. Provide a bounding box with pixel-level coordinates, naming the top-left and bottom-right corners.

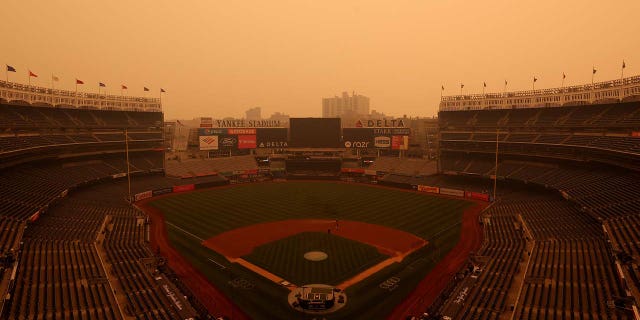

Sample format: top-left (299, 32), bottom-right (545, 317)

top-left (0, 72), bottom-right (640, 320)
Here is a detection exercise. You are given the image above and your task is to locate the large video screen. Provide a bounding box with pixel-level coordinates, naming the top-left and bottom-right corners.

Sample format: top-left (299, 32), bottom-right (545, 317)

top-left (289, 118), bottom-right (342, 148)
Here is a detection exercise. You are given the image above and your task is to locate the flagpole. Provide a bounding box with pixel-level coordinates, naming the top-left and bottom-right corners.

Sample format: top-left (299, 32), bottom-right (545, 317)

top-left (50, 74), bottom-right (54, 106)
top-left (620, 61), bottom-right (625, 102)
top-left (75, 82), bottom-right (78, 107)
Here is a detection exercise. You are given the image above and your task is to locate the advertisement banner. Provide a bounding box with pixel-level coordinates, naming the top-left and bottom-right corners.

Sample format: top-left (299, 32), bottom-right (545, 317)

top-left (391, 128), bottom-right (411, 135)
top-left (199, 128), bottom-right (226, 136)
top-left (152, 187), bottom-right (173, 196)
top-left (245, 169), bottom-right (259, 175)
top-left (632, 132), bottom-right (640, 137)
top-left (194, 180), bottom-right (230, 189)
top-left (219, 136), bottom-right (238, 148)
top-left (374, 136), bottom-right (391, 148)
top-left (199, 136), bottom-right (218, 150)
top-left (134, 190), bottom-right (153, 201)
top-left (343, 128), bottom-right (374, 148)
top-left (470, 192), bottom-right (490, 201)
top-left (392, 135), bottom-right (409, 150)
top-left (364, 169), bottom-right (377, 175)
top-left (417, 185), bottom-right (440, 193)
top-left (257, 128), bottom-right (288, 148)
top-left (340, 168), bottom-right (365, 173)
top-left (238, 135), bottom-right (257, 149)
top-left (173, 184), bottom-right (195, 193)
top-left (228, 128), bottom-right (256, 135)
top-left (440, 188), bottom-right (465, 197)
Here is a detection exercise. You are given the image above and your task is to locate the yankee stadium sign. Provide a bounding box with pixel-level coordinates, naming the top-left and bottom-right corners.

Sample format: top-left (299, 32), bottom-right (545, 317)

top-left (212, 119), bottom-right (282, 128)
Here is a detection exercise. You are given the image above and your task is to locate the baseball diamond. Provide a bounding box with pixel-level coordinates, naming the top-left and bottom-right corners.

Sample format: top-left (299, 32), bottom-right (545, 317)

top-left (141, 181), bottom-right (483, 319)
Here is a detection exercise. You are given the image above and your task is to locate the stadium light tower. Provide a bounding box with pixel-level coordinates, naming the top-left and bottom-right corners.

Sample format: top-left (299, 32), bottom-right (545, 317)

top-left (125, 128), bottom-right (132, 202)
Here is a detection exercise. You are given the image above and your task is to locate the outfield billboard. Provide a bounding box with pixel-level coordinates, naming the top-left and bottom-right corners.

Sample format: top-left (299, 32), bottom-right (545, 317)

top-left (257, 128), bottom-right (288, 148)
top-left (199, 136), bottom-right (219, 150)
top-left (238, 135), bottom-right (257, 149)
top-left (440, 188), bottom-right (465, 197)
top-left (200, 128), bottom-right (286, 149)
top-left (343, 128), bottom-right (374, 148)
top-left (417, 185), bottom-right (439, 193)
top-left (392, 135), bottom-right (409, 150)
top-left (343, 128), bottom-right (410, 149)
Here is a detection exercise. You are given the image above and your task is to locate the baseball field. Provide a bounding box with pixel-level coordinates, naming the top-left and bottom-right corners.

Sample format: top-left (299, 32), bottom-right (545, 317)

top-left (141, 181), bottom-right (483, 319)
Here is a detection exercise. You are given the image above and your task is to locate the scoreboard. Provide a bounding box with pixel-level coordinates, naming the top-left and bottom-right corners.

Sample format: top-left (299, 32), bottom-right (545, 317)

top-left (289, 118), bottom-right (342, 148)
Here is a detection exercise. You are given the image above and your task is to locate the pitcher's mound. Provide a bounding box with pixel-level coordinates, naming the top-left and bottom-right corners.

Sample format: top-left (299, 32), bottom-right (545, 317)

top-left (304, 251), bottom-right (328, 261)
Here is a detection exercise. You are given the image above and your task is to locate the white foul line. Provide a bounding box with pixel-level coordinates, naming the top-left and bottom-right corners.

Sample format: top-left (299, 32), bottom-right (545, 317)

top-left (165, 221), bottom-right (226, 269)
top-left (208, 258), bottom-right (227, 269)
top-left (166, 221), bottom-right (205, 242)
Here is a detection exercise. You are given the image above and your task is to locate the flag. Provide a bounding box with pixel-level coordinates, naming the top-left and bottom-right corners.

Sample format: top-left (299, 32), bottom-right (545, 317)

top-left (441, 85), bottom-right (444, 91)
top-left (160, 88), bottom-right (166, 93)
top-left (99, 82), bottom-right (106, 87)
top-left (533, 77), bottom-right (537, 82)
top-left (6, 65), bottom-right (16, 72)
top-left (143, 87), bottom-right (149, 91)
top-left (563, 73), bottom-right (566, 79)
top-left (177, 119), bottom-right (183, 126)
top-left (76, 79), bottom-right (84, 85)
top-left (121, 85), bottom-right (128, 90)
top-left (29, 70), bottom-right (38, 77)
top-left (52, 75), bottom-right (59, 82)
top-left (483, 82), bottom-right (486, 88)
top-left (622, 60), bottom-right (626, 69)
top-left (504, 80), bottom-right (507, 86)
top-left (592, 67), bottom-right (597, 74)
top-left (460, 83), bottom-right (464, 89)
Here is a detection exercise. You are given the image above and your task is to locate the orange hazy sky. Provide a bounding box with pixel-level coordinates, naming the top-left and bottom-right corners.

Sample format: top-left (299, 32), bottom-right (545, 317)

top-left (2, 0), bottom-right (639, 120)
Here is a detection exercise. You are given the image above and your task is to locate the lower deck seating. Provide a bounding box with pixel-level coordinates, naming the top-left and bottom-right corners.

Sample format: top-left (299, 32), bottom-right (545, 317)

top-left (439, 186), bottom-right (631, 319)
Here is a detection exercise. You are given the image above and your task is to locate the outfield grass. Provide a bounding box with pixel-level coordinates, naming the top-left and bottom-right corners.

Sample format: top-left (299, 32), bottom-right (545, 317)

top-left (151, 181), bottom-right (470, 240)
top-left (244, 232), bottom-right (388, 286)
top-left (150, 182), bottom-right (473, 320)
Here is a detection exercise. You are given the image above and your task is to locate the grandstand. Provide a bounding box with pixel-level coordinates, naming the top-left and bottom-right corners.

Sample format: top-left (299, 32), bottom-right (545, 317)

top-left (0, 81), bottom-right (206, 319)
top-left (430, 75), bottom-right (640, 319)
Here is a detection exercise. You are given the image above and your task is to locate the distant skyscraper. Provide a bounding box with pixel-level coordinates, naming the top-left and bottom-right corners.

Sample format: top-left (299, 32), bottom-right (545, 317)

top-left (245, 107), bottom-right (262, 120)
top-left (322, 91), bottom-right (370, 117)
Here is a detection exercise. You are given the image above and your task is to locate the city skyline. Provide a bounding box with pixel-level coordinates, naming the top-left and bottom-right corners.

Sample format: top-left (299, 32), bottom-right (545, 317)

top-left (1, 0), bottom-right (638, 120)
